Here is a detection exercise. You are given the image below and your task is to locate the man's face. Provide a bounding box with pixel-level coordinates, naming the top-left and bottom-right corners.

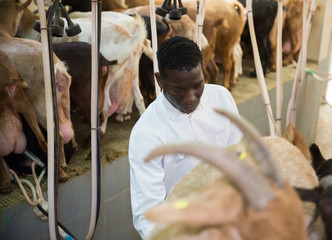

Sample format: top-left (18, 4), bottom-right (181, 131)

top-left (155, 65), bottom-right (205, 114)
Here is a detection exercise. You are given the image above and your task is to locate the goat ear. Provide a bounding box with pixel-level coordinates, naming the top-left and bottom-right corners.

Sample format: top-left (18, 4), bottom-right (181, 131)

top-left (145, 180), bottom-right (243, 226)
top-left (284, 123), bottom-right (296, 142)
top-left (295, 187), bottom-right (320, 202)
top-left (285, 124), bottom-right (310, 160)
top-left (309, 143), bottom-right (325, 170)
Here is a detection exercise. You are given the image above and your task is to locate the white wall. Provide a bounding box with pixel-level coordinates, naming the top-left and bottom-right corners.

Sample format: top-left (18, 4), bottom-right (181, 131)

top-left (317, 0), bottom-right (332, 64)
top-left (317, 0), bottom-right (332, 105)
top-left (307, 0), bottom-right (332, 104)
top-left (326, 33), bottom-right (332, 105)
top-left (307, 0), bottom-right (326, 61)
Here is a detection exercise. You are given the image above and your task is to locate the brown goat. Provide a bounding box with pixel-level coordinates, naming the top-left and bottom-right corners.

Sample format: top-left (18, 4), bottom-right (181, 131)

top-left (144, 109), bottom-right (326, 239)
top-left (184, 0), bottom-right (246, 90)
top-left (1, 0), bottom-right (75, 181)
top-left (269, 0), bottom-right (315, 71)
top-left (0, 49), bottom-right (47, 193)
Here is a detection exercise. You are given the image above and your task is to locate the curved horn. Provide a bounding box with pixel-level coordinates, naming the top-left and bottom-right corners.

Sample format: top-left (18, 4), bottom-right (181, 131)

top-left (215, 108), bottom-right (285, 187)
top-left (145, 142), bottom-right (275, 210)
top-left (19, 0), bottom-right (32, 10)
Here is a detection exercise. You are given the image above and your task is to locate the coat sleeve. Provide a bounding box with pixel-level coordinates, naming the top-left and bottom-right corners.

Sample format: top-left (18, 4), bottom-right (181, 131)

top-left (129, 127), bottom-right (166, 239)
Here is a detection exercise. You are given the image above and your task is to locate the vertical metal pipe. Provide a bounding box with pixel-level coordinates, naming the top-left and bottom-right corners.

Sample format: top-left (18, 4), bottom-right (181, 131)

top-left (149, 0), bottom-right (161, 96)
top-left (246, 0), bottom-right (276, 136)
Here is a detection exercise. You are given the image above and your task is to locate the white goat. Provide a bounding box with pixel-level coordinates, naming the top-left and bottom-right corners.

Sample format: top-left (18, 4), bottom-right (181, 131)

top-left (18, 9), bottom-right (153, 133)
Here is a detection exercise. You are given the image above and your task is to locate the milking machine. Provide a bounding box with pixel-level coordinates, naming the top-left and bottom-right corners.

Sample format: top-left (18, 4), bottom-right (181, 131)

top-left (12, 0), bottom-right (102, 237)
top-left (33, 2), bottom-right (81, 36)
top-left (25, 0), bottom-right (101, 239)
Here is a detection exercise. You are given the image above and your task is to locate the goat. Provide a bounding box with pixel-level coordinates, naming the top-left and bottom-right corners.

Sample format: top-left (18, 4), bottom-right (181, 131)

top-left (310, 144), bottom-right (332, 180)
top-left (1, 0), bottom-right (75, 181)
top-left (144, 109), bottom-right (325, 239)
top-left (295, 144), bottom-right (332, 240)
top-left (18, 9), bottom-right (152, 133)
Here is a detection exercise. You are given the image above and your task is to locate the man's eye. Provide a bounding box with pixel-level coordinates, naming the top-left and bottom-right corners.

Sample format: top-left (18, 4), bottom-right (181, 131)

top-left (194, 82), bottom-right (203, 89)
top-left (173, 88), bottom-right (182, 93)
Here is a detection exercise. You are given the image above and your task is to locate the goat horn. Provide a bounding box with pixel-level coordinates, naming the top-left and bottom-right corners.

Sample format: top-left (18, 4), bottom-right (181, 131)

top-left (145, 142), bottom-right (275, 210)
top-left (214, 109), bottom-right (285, 187)
top-left (19, 0), bottom-right (32, 10)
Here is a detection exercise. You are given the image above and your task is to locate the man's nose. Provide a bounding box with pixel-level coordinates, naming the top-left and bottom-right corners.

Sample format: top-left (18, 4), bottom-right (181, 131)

top-left (184, 89), bottom-right (197, 103)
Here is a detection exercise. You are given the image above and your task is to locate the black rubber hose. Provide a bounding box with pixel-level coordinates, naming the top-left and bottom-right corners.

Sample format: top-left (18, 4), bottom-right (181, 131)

top-left (93, 0), bottom-right (102, 238)
top-left (37, 204), bottom-right (78, 240)
top-left (46, 1), bottom-right (61, 239)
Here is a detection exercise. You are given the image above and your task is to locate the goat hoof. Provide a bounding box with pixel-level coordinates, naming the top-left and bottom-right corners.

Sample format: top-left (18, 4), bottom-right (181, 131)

top-left (270, 65), bottom-right (276, 72)
top-left (59, 172), bottom-right (69, 183)
top-left (85, 150), bottom-right (91, 160)
top-left (249, 70), bottom-right (257, 78)
top-left (228, 82), bottom-right (236, 92)
top-left (115, 114), bottom-right (124, 122)
top-left (124, 113), bottom-right (131, 121)
top-left (0, 181), bottom-right (12, 194)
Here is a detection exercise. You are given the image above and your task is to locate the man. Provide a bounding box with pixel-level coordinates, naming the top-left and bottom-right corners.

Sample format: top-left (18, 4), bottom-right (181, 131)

top-left (129, 36), bottom-right (242, 239)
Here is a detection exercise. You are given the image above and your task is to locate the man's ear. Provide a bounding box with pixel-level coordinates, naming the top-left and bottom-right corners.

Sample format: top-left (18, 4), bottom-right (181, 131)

top-left (155, 72), bottom-right (163, 89)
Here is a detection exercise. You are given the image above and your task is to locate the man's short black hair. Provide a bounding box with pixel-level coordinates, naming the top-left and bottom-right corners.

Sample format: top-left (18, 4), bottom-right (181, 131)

top-left (157, 36), bottom-right (203, 77)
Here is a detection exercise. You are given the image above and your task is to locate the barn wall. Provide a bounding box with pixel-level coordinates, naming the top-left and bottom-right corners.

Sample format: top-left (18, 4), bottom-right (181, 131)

top-left (307, 0), bottom-right (326, 61)
top-left (238, 72), bottom-right (324, 143)
top-left (308, 0), bottom-right (332, 105)
top-left (317, 0), bottom-right (332, 65)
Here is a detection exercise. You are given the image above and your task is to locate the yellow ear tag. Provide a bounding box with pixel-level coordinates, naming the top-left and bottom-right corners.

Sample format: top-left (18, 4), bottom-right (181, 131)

top-left (237, 151), bottom-right (247, 160)
top-left (18, 1), bottom-right (22, 7)
top-left (172, 199), bottom-right (189, 209)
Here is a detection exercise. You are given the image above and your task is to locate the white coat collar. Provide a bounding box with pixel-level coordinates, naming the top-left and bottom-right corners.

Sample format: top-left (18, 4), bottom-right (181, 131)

top-left (159, 91), bottom-right (203, 121)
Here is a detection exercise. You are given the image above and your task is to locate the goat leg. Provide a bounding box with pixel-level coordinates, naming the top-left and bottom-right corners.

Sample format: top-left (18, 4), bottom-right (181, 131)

top-left (0, 159), bottom-right (11, 194)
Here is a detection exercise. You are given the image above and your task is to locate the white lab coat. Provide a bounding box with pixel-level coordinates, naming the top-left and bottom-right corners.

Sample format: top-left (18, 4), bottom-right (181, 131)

top-left (129, 84), bottom-right (242, 239)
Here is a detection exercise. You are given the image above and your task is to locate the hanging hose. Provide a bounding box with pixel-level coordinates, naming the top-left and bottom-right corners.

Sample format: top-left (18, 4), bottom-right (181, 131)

top-left (194, 0), bottom-right (199, 43)
top-left (149, 0), bottom-right (161, 97)
top-left (286, 0), bottom-right (308, 127)
top-left (286, 0), bottom-right (318, 127)
top-left (9, 163), bottom-right (77, 240)
top-left (35, 0), bottom-right (61, 239)
top-left (306, 68), bottom-right (332, 82)
top-left (8, 163), bottom-right (44, 207)
top-left (46, 1), bottom-right (62, 238)
top-left (197, 0), bottom-right (206, 49)
top-left (275, 0), bottom-right (284, 135)
top-left (193, 0), bottom-right (206, 49)
top-left (246, 0), bottom-right (277, 136)
top-left (37, 205), bottom-right (77, 240)
top-left (85, 0), bottom-right (102, 239)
